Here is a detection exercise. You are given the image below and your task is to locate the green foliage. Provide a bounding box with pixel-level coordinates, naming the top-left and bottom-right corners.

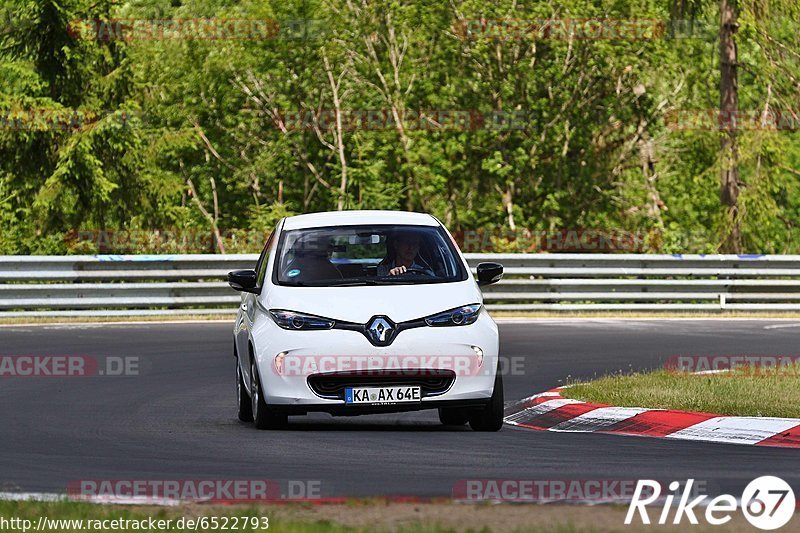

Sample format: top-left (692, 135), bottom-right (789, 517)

top-left (0, 0), bottom-right (799, 253)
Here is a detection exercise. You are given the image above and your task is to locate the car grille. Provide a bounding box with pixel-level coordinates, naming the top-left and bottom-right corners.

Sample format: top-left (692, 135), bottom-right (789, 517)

top-left (307, 369), bottom-right (456, 400)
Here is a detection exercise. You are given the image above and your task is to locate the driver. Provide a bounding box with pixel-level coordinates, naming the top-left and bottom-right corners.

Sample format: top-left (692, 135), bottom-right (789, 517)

top-left (377, 231), bottom-right (435, 277)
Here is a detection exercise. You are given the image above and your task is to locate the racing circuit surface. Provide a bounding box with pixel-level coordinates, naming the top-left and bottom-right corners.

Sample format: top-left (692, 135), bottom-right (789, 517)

top-left (1, 319), bottom-right (798, 499)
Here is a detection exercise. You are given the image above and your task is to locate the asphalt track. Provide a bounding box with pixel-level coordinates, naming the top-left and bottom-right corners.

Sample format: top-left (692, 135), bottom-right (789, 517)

top-left (1, 319), bottom-right (798, 500)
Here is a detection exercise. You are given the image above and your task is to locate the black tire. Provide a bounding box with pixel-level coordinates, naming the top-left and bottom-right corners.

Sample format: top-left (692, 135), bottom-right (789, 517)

top-left (469, 371), bottom-right (504, 432)
top-left (438, 407), bottom-right (469, 426)
top-left (250, 358), bottom-right (288, 430)
top-left (236, 351), bottom-right (253, 422)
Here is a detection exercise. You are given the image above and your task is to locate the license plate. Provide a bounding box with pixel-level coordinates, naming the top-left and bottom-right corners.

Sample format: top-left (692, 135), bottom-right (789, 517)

top-left (345, 386), bottom-right (421, 405)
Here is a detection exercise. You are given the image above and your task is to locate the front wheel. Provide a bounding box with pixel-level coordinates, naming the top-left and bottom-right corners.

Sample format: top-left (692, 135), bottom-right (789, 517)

top-left (250, 359), bottom-right (288, 430)
top-left (469, 371), bottom-right (504, 432)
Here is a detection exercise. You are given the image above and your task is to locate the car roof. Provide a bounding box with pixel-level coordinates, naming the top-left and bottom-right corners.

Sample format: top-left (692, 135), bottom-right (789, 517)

top-left (282, 210), bottom-right (439, 230)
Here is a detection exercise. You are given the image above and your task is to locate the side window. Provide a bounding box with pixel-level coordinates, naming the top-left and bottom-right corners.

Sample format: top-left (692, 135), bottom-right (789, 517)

top-left (255, 229), bottom-right (276, 287)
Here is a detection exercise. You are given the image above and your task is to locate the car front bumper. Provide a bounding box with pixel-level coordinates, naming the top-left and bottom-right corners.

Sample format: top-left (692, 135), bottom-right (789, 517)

top-left (251, 311), bottom-right (499, 412)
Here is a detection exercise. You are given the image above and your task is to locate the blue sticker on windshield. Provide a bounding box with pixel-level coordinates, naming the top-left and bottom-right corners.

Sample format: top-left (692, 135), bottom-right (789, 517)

top-left (287, 269), bottom-right (301, 277)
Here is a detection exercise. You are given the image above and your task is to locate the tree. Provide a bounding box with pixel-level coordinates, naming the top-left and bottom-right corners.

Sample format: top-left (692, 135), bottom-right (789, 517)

top-left (718, 0), bottom-right (741, 252)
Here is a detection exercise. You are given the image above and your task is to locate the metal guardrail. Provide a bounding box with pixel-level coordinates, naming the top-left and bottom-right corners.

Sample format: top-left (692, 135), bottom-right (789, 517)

top-left (1, 254), bottom-right (800, 316)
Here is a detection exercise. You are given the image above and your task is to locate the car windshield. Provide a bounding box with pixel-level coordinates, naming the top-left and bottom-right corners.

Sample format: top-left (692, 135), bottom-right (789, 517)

top-left (273, 224), bottom-right (467, 286)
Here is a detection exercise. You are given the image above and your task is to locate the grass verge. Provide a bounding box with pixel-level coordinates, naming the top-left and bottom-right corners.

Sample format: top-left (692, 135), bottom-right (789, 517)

top-left (0, 500), bottom-right (756, 532)
top-left (3, 311), bottom-right (800, 325)
top-left (0, 315), bottom-right (235, 325)
top-left (562, 364), bottom-right (800, 418)
top-left (489, 310), bottom-right (800, 319)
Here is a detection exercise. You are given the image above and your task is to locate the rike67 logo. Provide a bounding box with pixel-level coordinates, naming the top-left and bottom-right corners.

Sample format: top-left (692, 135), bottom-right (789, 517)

top-left (626, 477), bottom-right (795, 530)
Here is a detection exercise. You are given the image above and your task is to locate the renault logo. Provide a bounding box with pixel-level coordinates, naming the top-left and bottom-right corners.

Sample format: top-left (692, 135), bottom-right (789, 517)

top-left (366, 316), bottom-right (395, 346)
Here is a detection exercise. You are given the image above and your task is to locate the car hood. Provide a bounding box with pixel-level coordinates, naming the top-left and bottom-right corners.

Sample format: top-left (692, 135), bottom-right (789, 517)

top-left (262, 279), bottom-right (483, 324)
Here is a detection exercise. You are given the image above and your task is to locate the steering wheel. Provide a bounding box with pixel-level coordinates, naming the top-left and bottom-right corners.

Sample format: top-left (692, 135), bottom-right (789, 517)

top-left (403, 267), bottom-right (435, 276)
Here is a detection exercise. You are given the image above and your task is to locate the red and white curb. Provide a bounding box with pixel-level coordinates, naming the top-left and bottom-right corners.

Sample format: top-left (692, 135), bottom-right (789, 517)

top-left (504, 388), bottom-right (800, 448)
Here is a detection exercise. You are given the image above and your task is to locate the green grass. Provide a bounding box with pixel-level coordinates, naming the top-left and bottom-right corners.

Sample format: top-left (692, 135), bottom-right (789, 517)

top-left (0, 498), bottom-right (760, 532)
top-left (0, 501), bottom-right (368, 533)
top-left (562, 364), bottom-right (800, 418)
top-left (0, 500), bottom-right (596, 533)
top-left (489, 310), bottom-right (800, 319)
top-left (0, 314), bottom-right (235, 325)
top-left (4, 310), bottom-right (800, 325)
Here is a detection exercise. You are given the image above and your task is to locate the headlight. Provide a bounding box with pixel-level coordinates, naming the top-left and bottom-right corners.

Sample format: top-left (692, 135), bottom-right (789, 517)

top-left (269, 309), bottom-right (335, 330)
top-left (424, 304), bottom-right (481, 327)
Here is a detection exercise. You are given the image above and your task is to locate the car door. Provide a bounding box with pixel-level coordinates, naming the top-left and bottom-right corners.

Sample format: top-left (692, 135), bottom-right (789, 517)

top-left (236, 225), bottom-right (278, 386)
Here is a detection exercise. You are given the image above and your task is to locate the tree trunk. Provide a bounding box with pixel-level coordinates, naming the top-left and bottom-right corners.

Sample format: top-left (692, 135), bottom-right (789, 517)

top-left (322, 53), bottom-right (348, 211)
top-left (504, 184), bottom-right (516, 231)
top-left (719, 0), bottom-right (741, 252)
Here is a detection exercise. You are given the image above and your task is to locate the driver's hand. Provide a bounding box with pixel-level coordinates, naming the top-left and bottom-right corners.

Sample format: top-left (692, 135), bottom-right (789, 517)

top-left (389, 265), bottom-right (407, 276)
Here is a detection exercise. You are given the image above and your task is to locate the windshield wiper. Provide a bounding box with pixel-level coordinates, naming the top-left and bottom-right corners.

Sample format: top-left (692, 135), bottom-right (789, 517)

top-left (281, 277), bottom-right (447, 287)
top-left (279, 280), bottom-right (307, 286)
top-left (316, 277), bottom-right (378, 287)
top-left (371, 276), bottom-right (447, 284)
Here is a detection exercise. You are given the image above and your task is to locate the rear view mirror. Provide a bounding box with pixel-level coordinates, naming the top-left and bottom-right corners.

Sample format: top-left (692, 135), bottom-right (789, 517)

top-left (227, 270), bottom-right (259, 294)
top-left (351, 233), bottom-right (381, 244)
top-left (476, 263), bottom-right (503, 286)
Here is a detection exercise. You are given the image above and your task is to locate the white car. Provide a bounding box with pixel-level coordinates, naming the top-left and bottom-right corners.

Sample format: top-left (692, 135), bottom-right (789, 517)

top-left (228, 210), bottom-right (504, 431)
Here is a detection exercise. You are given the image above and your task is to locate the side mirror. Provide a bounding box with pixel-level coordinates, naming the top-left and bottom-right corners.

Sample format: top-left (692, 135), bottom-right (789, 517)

top-left (476, 262), bottom-right (503, 286)
top-left (227, 270), bottom-right (259, 294)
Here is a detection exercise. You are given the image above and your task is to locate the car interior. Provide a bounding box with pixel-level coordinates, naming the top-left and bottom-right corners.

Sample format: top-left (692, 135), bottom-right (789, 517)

top-left (280, 230), bottom-right (449, 282)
